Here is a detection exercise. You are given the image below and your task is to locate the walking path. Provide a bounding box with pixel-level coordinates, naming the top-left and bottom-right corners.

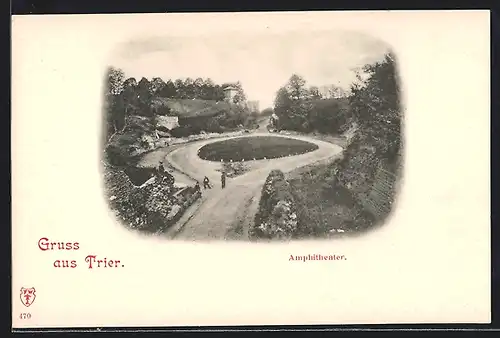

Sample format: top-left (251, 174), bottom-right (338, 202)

top-left (161, 132), bottom-right (343, 241)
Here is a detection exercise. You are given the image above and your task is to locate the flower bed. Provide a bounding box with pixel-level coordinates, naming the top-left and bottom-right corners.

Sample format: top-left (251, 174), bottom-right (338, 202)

top-left (198, 136), bottom-right (319, 162)
top-left (250, 170), bottom-right (299, 240)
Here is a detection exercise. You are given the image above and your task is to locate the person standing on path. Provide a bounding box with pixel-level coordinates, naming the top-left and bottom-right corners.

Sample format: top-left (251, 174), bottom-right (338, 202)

top-left (203, 176), bottom-right (212, 189)
top-left (221, 172), bottom-right (226, 189)
top-left (157, 160), bottom-right (165, 176)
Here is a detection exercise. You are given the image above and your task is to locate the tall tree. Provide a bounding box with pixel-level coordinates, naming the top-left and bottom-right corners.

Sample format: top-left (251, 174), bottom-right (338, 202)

top-left (114, 77), bottom-right (138, 117)
top-left (273, 74), bottom-right (311, 131)
top-left (158, 79), bottom-right (177, 98)
top-left (104, 67), bottom-right (126, 142)
top-left (174, 79), bottom-right (185, 98)
top-left (193, 78), bottom-right (204, 98)
top-left (184, 78), bottom-right (195, 99)
top-left (308, 86), bottom-right (323, 100)
top-left (349, 52), bottom-right (401, 161)
top-left (213, 84), bottom-right (225, 101)
top-left (106, 67), bottom-right (125, 95)
top-left (135, 77), bottom-right (153, 116)
top-left (232, 81), bottom-right (247, 105)
top-left (285, 74), bottom-right (308, 100)
top-left (149, 77), bottom-right (166, 96)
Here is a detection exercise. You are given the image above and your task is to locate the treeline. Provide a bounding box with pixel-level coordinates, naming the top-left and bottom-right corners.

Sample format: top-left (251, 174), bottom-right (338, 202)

top-left (273, 75), bottom-right (351, 134)
top-left (104, 67), bottom-right (249, 141)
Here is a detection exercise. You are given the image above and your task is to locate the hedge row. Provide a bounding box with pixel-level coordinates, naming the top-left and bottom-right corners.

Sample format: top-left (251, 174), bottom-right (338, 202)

top-left (250, 170), bottom-right (299, 240)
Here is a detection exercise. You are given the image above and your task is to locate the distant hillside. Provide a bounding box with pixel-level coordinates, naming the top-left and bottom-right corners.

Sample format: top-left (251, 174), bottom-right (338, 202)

top-left (151, 98), bottom-right (239, 118)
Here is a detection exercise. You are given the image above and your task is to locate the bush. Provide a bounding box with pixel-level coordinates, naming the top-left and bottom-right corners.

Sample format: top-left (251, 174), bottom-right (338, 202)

top-left (250, 170), bottom-right (298, 240)
top-left (170, 126), bottom-right (195, 138)
top-left (124, 166), bottom-right (156, 186)
top-left (219, 162), bottom-right (249, 178)
top-left (105, 144), bottom-right (131, 167)
top-left (113, 177), bottom-right (198, 232)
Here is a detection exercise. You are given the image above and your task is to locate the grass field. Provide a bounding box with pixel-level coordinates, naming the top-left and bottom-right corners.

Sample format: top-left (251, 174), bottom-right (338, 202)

top-left (286, 160), bottom-right (374, 238)
top-left (198, 136), bottom-right (319, 162)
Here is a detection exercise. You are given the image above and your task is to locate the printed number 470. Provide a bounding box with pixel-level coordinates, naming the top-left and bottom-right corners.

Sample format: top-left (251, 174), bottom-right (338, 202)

top-left (19, 313), bottom-right (31, 320)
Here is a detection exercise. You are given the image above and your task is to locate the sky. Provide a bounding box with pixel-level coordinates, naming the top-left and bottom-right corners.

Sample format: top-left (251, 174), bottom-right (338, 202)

top-left (112, 30), bottom-right (391, 109)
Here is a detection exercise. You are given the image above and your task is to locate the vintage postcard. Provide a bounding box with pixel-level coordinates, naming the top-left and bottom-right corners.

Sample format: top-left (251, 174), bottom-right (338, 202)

top-left (11, 10), bottom-right (490, 329)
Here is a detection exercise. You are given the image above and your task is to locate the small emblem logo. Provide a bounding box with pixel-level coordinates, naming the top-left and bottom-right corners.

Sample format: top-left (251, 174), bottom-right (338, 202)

top-left (20, 287), bottom-right (36, 307)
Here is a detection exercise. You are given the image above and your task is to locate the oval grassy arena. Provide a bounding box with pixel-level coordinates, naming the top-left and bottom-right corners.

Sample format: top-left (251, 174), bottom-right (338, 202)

top-left (197, 136), bottom-right (319, 162)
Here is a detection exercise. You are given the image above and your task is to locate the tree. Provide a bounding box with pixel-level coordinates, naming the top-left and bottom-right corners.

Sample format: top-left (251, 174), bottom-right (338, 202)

top-left (308, 86), bottom-right (323, 100)
top-left (104, 67), bottom-right (126, 142)
top-left (106, 67), bottom-right (125, 95)
top-left (201, 78), bottom-right (216, 100)
top-left (349, 52), bottom-right (401, 161)
top-left (307, 99), bottom-right (350, 134)
top-left (158, 79), bottom-right (177, 98)
top-left (285, 74), bottom-right (308, 100)
top-left (136, 77), bottom-right (153, 116)
top-left (120, 77), bottom-right (139, 115)
top-left (174, 79), bottom-right (185, 98)
top-left (149, 77), bottom-right (166, 96)
top-left (193, 78), bottom-right (204, 98)
top-left (232, 81), bottom-right (247, 105)
top-left (273, 74), bottom-right (311, 131)
top-left (184, 78), bottom-right (195, 99)
top-left (213, 85), bottom-right (225, 101)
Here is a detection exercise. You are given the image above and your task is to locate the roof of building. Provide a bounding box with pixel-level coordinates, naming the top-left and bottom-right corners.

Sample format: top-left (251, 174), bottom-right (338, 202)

top-left (222, 86), bottom-right (238, 91)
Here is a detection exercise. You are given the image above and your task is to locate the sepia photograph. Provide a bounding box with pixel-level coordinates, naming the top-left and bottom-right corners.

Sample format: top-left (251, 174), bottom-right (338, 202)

top-left (102, 30), bottom-right (403, 241)
top-left (12, 11), bottom-right (490, 328)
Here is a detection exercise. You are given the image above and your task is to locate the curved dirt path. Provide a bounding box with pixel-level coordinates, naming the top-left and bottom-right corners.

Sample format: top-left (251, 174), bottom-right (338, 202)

top-left (165, 132), bottom-right (343, 241)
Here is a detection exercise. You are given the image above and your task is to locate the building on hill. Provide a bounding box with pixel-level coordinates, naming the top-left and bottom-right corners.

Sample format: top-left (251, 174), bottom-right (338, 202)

top-left (154, 115), bottom-right (178, 139)
top-left (222, 85), bottom-right (238, 102)
top-left (156, 115), bottom-right (179, 130)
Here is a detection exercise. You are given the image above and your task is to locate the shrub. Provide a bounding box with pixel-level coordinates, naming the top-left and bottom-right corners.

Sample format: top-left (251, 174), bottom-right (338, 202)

top-left (251, 170), bottom-right (298, 240)
top-left (123, 166), bottom-right (156, 186)
top-left (105, 144), bottom-right (131, 167)
top-left (219, 162), bottom-right (249, 178)
top-left (170, 126), bottom-right (195, 138)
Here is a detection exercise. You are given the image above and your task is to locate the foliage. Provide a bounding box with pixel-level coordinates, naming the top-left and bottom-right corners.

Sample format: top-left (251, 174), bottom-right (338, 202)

top-left (349, 52), bottom-right (402, 162)
top-left (218, 161), bottom-right (250, 178)
top-left (104, 115), bottom-right (157, 166)
top-left (273, 74), bottom-right (351, 134)
top-left (123, 166), bottom-right (156, 186)
top-left (103, 66), bottom-right (255, 145)
top-left (260, 107), bottom-right (274, 116)
top-left (105, 164), bottom-right (201, 233)
top-left (265, 52), bottom-right (402, 237)
top-left (250, 170), bottom-right (298, 240)
top-left (170, 125), bottom-right (196, 138)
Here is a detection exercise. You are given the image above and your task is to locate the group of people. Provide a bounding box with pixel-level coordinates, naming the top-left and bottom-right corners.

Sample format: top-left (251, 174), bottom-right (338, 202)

top-left (158, 158), bottom-right (228, 194)
top-left (194, 172), bottom-right (227, 192)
